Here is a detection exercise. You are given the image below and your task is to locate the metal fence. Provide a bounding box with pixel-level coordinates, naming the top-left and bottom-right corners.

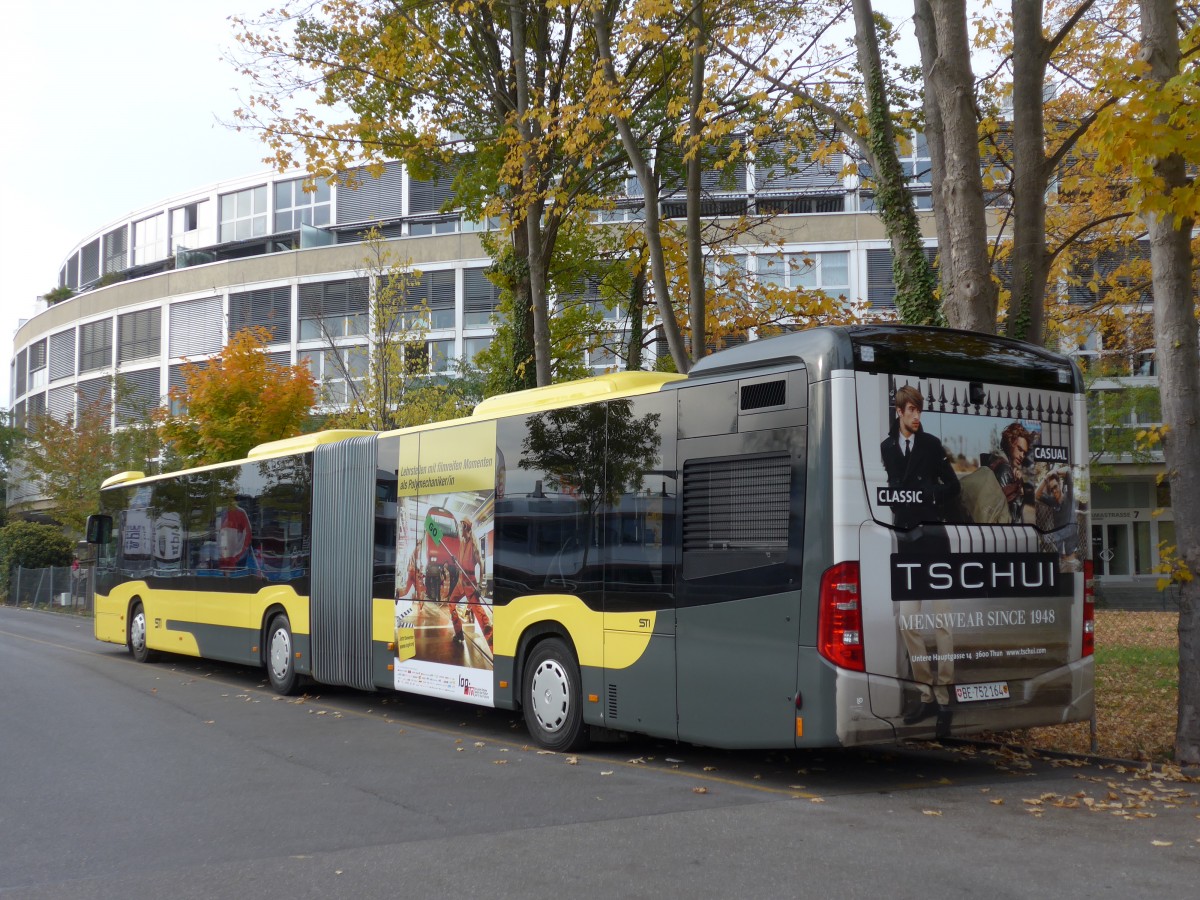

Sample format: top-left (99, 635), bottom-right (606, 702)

top-left (3, 565), bottom-right (95, 612)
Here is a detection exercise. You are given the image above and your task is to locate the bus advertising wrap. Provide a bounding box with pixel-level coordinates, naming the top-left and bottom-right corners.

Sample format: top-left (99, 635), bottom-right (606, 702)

top-left (854, 370), bottom-right (1087, 715)
top-left (393, 421), bottom-right (498, 706)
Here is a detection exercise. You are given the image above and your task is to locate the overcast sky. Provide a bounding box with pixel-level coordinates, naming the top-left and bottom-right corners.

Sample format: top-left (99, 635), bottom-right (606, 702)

top-left (0, 0), bottom-right (920, 410)
top-left (0, 1), bottom-right (270, 406)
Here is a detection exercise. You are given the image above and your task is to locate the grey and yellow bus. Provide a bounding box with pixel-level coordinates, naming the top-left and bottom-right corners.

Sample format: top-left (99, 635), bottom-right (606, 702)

top-left (88, 325), bottom-right (1094, 751)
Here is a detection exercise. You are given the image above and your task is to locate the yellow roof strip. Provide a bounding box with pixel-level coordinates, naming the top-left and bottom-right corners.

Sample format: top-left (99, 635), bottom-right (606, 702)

top-left (471, 371), bottom-right (682, 419)
top-left (100, 471), bottom-right (146, 489)
top-left (247, 429), bottom-right (375, 460)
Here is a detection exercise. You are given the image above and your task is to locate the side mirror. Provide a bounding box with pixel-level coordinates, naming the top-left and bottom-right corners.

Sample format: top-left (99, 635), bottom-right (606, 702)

top-left (85, 515), bottom-right (112, 545)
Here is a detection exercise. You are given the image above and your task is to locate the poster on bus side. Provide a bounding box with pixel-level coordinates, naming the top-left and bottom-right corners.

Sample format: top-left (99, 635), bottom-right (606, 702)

top-left (853, 371), bottom-right (1089, 705)
top-left (393, 421), bottom-right (498, 707)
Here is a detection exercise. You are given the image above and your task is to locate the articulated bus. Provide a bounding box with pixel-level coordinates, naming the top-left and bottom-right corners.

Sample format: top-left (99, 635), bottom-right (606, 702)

top-left (88, 325), bottom-right (1094, 751)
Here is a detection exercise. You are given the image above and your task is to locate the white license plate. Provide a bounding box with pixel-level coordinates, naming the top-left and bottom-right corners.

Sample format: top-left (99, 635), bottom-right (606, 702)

top-left (954, 681), bottom-right (1010, 703)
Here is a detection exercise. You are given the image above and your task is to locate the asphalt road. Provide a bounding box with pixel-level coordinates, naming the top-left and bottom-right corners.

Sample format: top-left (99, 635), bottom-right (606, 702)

top-left (1, 606), bottom-right (1196, 899)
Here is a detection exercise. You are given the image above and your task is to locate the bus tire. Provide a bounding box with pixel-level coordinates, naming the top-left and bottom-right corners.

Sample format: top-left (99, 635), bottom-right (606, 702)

top-left (522, 637), bottom-right (588, 752)
top-left (128, 601), bottom-right (157, 663)
top-left (266, 613), bottom-right (299, 695)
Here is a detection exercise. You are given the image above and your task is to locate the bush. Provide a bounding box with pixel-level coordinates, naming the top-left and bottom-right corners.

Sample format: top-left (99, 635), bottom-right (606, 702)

top-left (43, 286), bottom-right (74, 305)
top-left (0, 521), bottom-right (74, 594)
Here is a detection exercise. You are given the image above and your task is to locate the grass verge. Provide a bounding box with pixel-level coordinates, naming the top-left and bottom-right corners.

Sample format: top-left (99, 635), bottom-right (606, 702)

top-left (999, 610), bottom-right (1179, 762)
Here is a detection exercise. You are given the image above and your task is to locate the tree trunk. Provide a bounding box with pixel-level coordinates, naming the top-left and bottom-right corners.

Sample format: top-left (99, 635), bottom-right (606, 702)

top-left (1007, 0), bottom-right (1050, 345)
top-left (1139, 0), bottom-right (1200, 770)
top-left (685, 0), bottom-right (707, 362)
top-left (913, 0), bottom-right (998, 332)
top-left (509, 226), bottom-right (538, 392)
top-left (853, 0), bottom-right (939, 325)
top-left (591, 4), bottom-right (691, 373)
top-left (509, 2), bottom-right (553, 386)
top-left (912, 0), bottom-right (952, 306)
top-left (626, 266), bottom-right (646, 371)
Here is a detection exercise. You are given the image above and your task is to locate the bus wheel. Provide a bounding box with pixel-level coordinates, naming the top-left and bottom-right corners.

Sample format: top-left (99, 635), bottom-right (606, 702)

top-left (266, 614), bottom-right (299, 695)
top-left (128, 602), bottom-right (157, 663)
top-left (522, 638), bottom-right (587, 752)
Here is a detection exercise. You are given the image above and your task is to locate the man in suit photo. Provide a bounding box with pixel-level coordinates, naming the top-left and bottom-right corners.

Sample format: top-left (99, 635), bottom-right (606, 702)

top-left (879, 384), bottom-right (962, 529)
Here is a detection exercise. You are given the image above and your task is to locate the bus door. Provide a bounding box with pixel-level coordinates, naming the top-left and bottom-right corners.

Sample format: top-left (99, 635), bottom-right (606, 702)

top-left (673, 371), bottom-right (808, 748)
top-left (853, 368), bottom-right (1084, 730)
top-left (600, 393), bottom-right (678, 739)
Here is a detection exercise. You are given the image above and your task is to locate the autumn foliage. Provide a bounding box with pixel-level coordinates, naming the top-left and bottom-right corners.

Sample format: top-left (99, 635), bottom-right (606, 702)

top-left (157, 327), bottom-right (316, 466)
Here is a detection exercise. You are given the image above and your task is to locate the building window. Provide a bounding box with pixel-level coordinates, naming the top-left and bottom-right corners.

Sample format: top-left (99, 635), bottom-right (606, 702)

top-left (28, 339), bottom-right (47, 392)
top-left (408, 217), bottom-right (460, 236)
top-left (299, 278), bottom-right (369, 339)
top-left (754, 141), bottom-right (845, 196)
top-left (759, 250), bottom-right (850, 294)
top-left (49, 329), bottom-right (76, 381)
top-left (705, 254), bottom-right (750, 295)
top-left (587, 343), bottom-right (621, 374)
top-left (898, 132), bottom-right (932, 187)
top-left (866, 246), bottom-right (938, 308)
top-left (275, 178), bottom-right (331, 232)
top-left (79, 320), bottom-right (114, 373)
top-left (103, 226), bottom-right (128, 275)
top-left (219, 185), bottom-right (269, 242)
top-left (80, 239), bottom-right (101, 285)
top-left (118, 309), bottom-right (162, 364)
top-left (171, 200), bottom-right (215, 253)
top-left (229, 286), bottom-right (292, 344)
top-left (408, 170), bottom-right (457, 217)
top-left (463, 267), bottom-right (500, 328)
top-left (428, 339), bottom-right (454, 373)
top-left (133, 213), bottom-right (168, 266)
top-left (463, 336), bottom-right (492, 364)
top-left (300, 347), bottom-right (367, 405)
top-left (385, 270), bottom-right (456, 330)
top-left (169, 297), bottom-right (223, 358)
top-left (116, 368), bottom-right (161, 425)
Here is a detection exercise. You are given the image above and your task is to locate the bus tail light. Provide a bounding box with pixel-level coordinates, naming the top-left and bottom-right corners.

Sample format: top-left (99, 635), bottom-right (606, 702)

top-left (818, 561), bottom-right (865, 672)
top-left (1082, 559), bottom-right (1095, 657)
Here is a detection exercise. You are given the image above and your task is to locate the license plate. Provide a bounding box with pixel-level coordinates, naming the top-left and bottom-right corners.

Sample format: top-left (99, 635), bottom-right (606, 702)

top-left (954, 681), bottom-right (1010, 703)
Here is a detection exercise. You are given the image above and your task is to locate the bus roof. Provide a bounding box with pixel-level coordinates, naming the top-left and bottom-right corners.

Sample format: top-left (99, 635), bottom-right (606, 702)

top-left (97, 326), bottom-right (1079, 492)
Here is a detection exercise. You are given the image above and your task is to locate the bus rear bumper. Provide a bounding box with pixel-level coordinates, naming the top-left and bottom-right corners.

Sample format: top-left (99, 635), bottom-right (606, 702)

top-left (843, 657), bottom-right (1095, 745)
